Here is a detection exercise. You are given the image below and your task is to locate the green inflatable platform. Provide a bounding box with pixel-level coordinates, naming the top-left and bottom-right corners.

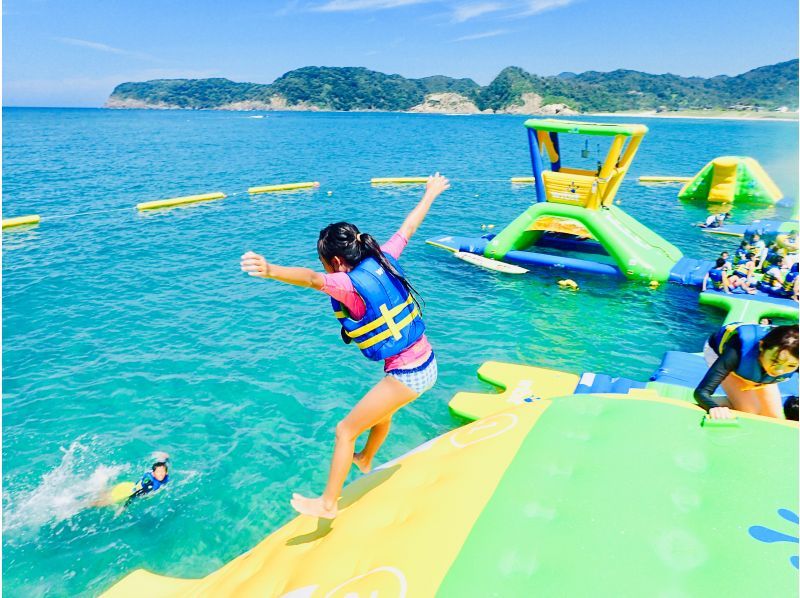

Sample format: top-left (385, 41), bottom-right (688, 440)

top-left (679, 156), bottom-right (783, 204)
top-left (439, 396), bottom-right (798, 597)
top-left (484, 201), bottom-right (683, 281)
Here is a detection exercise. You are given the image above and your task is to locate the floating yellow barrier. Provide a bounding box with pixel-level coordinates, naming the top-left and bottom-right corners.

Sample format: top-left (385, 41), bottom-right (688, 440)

top-left (136, 192), bottom-right (226, 211)
top-left (510, 177), bottom-right (536, 183)
top-left (371, 177), bottom-right (427, 185)
top-left (638, 176), bottom-right (692, 183)
top-left (2, 214), bottom-right (41, 229)
top-left (248, 181), bottom-right (320, 194)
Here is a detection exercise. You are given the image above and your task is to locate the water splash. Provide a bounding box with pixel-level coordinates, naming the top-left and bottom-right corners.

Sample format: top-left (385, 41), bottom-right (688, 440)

top-left (2, 441), bottom-right (123, 537)
top-left (748, 508), bottom-right (800, 570)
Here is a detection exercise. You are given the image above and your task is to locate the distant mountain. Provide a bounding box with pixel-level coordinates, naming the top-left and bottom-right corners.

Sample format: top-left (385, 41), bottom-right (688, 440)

top-left (106, 60), bottom-right (799, 113)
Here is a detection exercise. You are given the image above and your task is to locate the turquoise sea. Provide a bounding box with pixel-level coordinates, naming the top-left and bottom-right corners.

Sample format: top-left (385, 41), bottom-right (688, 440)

top-left (3, 108), bottom-right (798, 596)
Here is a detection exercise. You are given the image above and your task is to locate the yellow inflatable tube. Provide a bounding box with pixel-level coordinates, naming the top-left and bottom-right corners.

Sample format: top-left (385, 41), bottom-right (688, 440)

top-left (248, 182), bottom-right (320, 194)
top-left (2, 214), bottom-right (41, 229)
top-left (370, 177), bottom-right (427, 185)
top-left (510, 177), bottom-right (535, 183)
top-left (638, 176), bottom-right (691, 183)
top-left (137, 192), bottom-right (226, 211)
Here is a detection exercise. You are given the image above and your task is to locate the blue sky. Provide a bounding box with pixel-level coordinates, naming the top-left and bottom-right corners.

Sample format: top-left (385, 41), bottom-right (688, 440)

top-left (3, 0), bottom-right (798, 106)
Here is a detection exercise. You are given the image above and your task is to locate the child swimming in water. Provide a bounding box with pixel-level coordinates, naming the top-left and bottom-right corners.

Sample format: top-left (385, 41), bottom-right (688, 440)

top-left (94, 453), bottom-right (170, 507)
top-left (126, 460), bottom-right (170, 503)
top-left (241, 173), bottom-right (449, 519)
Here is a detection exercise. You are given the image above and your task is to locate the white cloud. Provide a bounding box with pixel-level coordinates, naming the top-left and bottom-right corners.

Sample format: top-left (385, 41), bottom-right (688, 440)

top-left (452, 28), bottom-right (509, 41)
top-left (313, 0), bottom-right (431, 11)
top-left (275, 0), bottom-right (301, 16)
top-left (518, 0), bottom-right (576, 16)
top-left (452, 2), bottom-right (505, 22)
top-left (54, 37), bottom-right (161, 62)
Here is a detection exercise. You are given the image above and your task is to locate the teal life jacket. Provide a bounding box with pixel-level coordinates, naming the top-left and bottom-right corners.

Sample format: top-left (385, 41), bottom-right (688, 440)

top-left (331, 256), bottom-right (424, 361)
top-left (710, 323), bottom-right (794, 384)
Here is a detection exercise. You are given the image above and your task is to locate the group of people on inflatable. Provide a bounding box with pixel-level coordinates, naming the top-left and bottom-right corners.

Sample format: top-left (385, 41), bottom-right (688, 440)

top-left (703, 231), bottom-right (799, 300)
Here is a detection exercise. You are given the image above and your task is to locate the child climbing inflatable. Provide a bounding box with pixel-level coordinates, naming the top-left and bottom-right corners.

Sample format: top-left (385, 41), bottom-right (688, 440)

top-left (240, 173), bottom-right (450, 519)
top-left (695, 324), bottom-right (798, 420)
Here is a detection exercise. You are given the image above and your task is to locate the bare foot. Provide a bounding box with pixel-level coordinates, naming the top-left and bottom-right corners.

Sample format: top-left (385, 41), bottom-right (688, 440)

top-left (353, 451), bottom-right (373, 474)
top-left (290, 493), bottom-right (338, 519)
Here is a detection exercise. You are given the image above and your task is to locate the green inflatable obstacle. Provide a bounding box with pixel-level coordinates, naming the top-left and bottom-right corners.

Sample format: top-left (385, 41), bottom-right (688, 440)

top-left (679, 156), bottom-right (783, 204)
top-left (484, 201), bottom-right (683, 281)
top-left (481, 120), bottom-right (684, 281)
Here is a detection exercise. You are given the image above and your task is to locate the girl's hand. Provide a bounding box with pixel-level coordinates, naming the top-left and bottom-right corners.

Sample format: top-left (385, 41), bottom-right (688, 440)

top-left (240, 251), bottom-right (270, 278)
top-left (425, 172), bottom-right (450, 198)
top-left (708, 406), bottom-right (734, 420)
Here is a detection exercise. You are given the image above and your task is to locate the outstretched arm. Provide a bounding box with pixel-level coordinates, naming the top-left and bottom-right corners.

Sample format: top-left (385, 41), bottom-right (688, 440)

top-left (240, 251), bottom-right (325, 290)
top-left (398, 173), bottom-right (450, 241)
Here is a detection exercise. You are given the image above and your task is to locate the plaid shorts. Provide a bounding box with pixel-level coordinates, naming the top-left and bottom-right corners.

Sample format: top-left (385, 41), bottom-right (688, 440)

top-left (386, 352), bottom-right (438, 396)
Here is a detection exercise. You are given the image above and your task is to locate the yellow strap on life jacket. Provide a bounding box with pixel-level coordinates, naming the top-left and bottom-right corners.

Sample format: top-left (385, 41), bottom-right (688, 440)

top-left (380, 303), bottom-right (404, 341)
top-left (718, 323), bottom-right (741, 352)
top-left (342, 296), bottom-right (414, 338)
top-left (355, 306), bottom-right (420, 350)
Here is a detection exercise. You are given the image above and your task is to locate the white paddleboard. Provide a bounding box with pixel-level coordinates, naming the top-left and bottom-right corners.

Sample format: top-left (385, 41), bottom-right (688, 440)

top-left (454, 251), bottom-right (529, 274)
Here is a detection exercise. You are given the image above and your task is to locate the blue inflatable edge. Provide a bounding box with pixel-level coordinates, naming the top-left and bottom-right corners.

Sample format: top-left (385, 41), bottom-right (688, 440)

top-left (649, 350), bottom-right (798, 400)
top-left (427, 235), bottom-right (622, 277)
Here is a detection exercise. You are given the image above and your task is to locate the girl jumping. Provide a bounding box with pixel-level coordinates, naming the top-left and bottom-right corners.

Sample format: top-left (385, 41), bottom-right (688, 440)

top-left (240, 173), bottom-right (449, 519)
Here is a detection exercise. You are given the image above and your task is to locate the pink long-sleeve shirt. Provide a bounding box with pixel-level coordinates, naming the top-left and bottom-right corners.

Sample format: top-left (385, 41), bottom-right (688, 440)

top-left (320, 232), bottom-right (432, 371)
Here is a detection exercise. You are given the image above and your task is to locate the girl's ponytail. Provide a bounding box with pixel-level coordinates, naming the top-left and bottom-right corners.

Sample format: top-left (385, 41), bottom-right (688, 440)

top-left (318, 222), bottom-right (424, 314)
top-left (358, 232), bottom-right (424, 314)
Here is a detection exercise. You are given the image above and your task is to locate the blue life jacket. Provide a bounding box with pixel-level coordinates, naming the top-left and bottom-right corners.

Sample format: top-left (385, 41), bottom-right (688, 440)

top-left (710, 323), bottom-right (794, 384)
top-left (733, 248), bottom-right (749, 264)
top-left (133, 471), bottom-right (169, 496)
top-left (762, 250), bottom-right (781, 269)
top-left (782, 270), bottom-right (798, 294)
top-left (331, 256), bottom-right (425, 361)
top-left (707, 267), bottom-right (724, 289)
